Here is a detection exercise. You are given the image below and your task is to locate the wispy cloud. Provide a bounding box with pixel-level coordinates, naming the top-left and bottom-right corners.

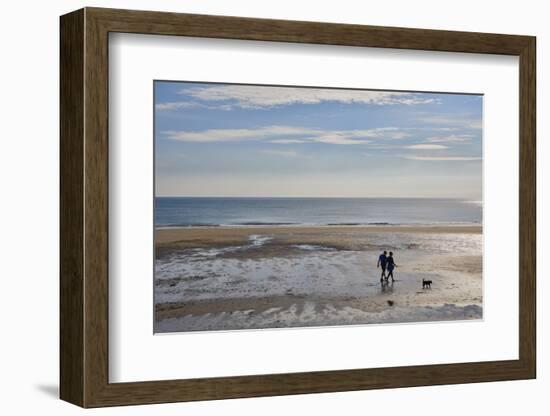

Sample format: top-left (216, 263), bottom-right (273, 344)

top-left (425, 134), bottom-right (474, 143)
top-left (162, 126), bottom-right (316, 142)
top-left (405, 144), bottom-right (448, 150)
top-left (155, 101), bottom-right (234, 111)
top-left (259, 149), bottom-right (298, 158)
top-left (156, 102), bottom-right (201, 111)
top-left (415, 114), bottom-right (482, 130)
top-left (269, 139), bottom-right (308, 144)
top-left (404, 155), bottom-right (481, 161)
top-left (162, 125), bottom-right (406, 145)
top-left (313, 134), bottom-right (371, 145)
top-left (169, 85), bottom-right (440, 110)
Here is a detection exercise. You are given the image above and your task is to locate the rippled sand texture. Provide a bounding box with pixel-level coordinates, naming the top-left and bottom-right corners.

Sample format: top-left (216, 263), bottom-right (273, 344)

top-left (154, 226), bottom-right (482, 333)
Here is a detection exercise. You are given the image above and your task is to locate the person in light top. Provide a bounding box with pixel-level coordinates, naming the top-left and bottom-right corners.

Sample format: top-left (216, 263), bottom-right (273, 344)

top-left (386, 251), bottom-right (398, 282)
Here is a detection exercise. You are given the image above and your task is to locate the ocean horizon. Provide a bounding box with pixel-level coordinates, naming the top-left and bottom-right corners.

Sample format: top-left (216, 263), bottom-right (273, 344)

top-left (154, 196), bottom-right (482, 228)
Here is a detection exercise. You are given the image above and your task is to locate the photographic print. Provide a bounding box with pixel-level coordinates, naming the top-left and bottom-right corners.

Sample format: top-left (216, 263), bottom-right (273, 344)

top-left (154, 81), bottom-right (483, 333)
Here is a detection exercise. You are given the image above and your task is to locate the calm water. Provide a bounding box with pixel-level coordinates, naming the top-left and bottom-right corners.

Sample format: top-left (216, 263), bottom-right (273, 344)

top-left (155, 197), bottom-right (482, 227)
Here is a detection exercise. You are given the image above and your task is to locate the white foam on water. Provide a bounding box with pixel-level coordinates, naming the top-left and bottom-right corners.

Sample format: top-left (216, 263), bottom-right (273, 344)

top-left (248, 234), bottom-right (273, 246)
top-left (292, 244), bottom-right (335, 251)
top-left (162, 234), bottom-right (274, 263)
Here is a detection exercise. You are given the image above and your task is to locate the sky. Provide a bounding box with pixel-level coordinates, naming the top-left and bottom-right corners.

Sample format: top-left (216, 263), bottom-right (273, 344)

top-left (155, 81), bottom-right (482, 198)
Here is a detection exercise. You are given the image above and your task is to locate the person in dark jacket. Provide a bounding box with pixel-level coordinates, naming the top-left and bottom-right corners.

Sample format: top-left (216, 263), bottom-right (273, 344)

top-left (377, 250), bottom-right (388, 282)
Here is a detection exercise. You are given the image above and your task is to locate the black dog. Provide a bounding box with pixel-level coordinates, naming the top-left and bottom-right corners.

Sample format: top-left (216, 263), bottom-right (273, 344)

top-left (422, 279), bottom-right (432, 289)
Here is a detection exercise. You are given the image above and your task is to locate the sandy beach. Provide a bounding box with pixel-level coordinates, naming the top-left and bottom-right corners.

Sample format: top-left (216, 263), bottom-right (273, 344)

top-left (154, 225), bottom-right (482, 333)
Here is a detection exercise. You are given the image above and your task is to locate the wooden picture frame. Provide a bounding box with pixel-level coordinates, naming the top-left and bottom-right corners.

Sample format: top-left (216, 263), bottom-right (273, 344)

top-left (60, 7), bottom-right (536, 408)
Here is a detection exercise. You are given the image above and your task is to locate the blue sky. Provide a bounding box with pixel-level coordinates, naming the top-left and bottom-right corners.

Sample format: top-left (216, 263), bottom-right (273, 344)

top-left (155, 81), bottom-right (482, 198)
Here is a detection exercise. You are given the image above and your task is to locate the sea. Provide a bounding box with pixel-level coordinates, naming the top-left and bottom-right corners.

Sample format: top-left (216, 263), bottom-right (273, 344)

top-left (155, 197), bottom-right (482, 228)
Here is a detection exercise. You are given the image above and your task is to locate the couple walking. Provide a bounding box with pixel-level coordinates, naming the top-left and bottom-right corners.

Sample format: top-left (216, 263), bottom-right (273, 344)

top-left (377, 250), bottom-right (397, 282)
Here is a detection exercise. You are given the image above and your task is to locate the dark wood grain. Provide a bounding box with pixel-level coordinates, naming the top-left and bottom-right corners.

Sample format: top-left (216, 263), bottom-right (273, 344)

top-left (518, 38), bottom-right (537, 375)
top-left (89, 7), bottom-right (532, 54)
top-left (60, 7), bottom-right (536, 408)
top-left (83, 10), bottom-right (110, 406)
top-left (59, 8), bottom-right (84, 406)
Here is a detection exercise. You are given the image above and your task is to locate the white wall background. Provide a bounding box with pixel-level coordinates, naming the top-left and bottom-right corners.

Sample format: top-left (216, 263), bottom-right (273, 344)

top-left (0, 0), bottom-right (545, 414)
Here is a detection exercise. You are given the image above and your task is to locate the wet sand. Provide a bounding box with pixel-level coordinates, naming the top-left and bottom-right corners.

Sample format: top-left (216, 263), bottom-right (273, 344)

top-left (154, 225), bottom-right (482, 333)
top-left (156, 225), bottom-right (481, 247)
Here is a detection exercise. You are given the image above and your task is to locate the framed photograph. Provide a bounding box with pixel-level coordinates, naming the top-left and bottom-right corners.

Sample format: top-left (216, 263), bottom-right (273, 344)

top-left (60, 7), bottom-right (536, 407)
